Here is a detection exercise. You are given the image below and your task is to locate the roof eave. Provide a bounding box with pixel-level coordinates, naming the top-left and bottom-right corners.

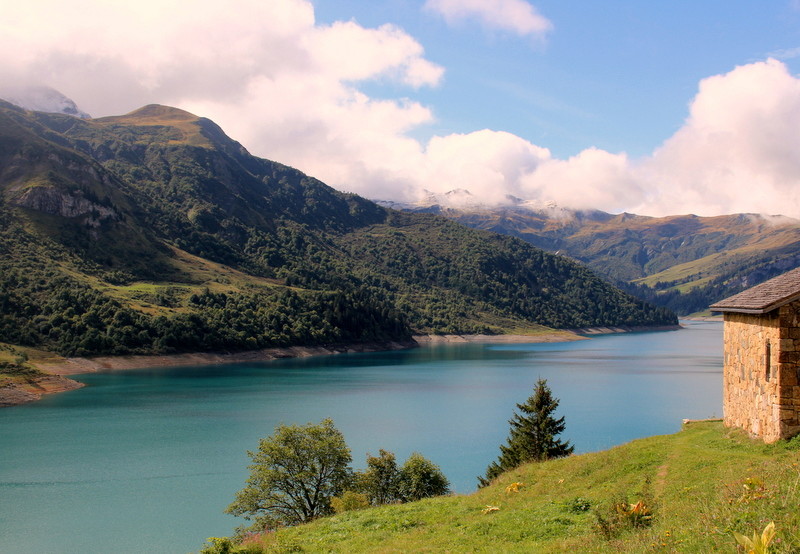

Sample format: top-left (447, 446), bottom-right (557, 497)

top-left (710, 306), bottom-right (774, 315)
top-left (711, 293), bottom-right (800, 315)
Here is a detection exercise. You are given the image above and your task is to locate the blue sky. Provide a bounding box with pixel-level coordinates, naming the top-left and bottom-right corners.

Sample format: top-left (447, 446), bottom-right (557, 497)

top-left (4, 1), bottom-right (800, 217)
top-left (313, 1), bottom-right (800, 158)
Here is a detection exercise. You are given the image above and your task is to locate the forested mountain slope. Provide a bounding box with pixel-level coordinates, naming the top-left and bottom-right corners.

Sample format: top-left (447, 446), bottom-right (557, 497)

top-left (0, 101), bottom-right (675, 358)
top-left (403, 201), bottom-right (800, 315)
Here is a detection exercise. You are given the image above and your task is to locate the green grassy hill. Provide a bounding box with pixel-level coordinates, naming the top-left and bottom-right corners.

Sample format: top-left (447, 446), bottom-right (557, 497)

top-left (209, 421), bottom-right (800, 553)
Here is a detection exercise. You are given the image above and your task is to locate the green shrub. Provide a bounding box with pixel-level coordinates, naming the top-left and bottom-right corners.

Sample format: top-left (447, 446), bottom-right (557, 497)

top-left (398, 452), bottom-right (450, 501)
top-left (200, 537), bottom-right (234, 554)
top-left (564, 496), bottom-right (593, 514)
top-left (331, 491), bottom-right (370, 514)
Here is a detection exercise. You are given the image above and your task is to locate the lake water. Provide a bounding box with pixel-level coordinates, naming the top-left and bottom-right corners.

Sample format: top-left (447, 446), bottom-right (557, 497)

top-left (0, 321), bottom-right (722, 553)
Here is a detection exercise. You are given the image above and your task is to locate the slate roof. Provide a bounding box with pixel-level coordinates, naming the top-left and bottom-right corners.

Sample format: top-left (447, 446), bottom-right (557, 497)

top-left (710, 266), bottom-right (800, 314)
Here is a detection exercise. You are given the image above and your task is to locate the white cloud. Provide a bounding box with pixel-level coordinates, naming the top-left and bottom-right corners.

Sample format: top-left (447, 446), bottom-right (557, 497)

top-left (403, 59), bottom-right (800, 219)
top-left (634, 59), bottom-right (800, 217)
top-left (423, 0), bottom-right (552, 38)
top-left (419, 130), bottom-right (551, 204)
top-left (766, 46), bottom-right (800, 60)
top-left (521, 148), bottom-right (641, 213)
top-left (0, 0), bottom-right (445, 202)
top-left (4, 2), bottom-right (800, 219)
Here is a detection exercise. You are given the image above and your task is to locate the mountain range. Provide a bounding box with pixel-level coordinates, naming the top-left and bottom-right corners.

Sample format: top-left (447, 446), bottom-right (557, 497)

top-left (0, 100), bottom-right (675, 359)
top-left (380, 192), bottom-right (800, 315)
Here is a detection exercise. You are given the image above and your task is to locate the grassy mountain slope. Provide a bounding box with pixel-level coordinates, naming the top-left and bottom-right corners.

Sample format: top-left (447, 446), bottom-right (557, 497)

top-left (437, 206), bottom-right (800, 315)
top-left (0, 101), bottom-right (675, 360)
top-left (211, 421), bottom-right (800, 553)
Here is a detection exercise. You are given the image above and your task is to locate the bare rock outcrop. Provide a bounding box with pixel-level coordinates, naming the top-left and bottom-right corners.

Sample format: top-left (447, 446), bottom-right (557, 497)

top-left (12, 186), bottom-right (117, 226)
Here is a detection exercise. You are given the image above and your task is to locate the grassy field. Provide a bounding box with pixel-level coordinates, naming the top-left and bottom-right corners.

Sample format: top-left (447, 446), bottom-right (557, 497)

top-left (204, 421), bottom-right (800, 553)
top-left (0, 342), bottom-right (57, 381)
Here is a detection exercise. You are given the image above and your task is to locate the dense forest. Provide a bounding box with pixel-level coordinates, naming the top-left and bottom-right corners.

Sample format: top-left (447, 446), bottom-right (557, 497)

top-left (0, 102), bottom-right (676, 357)
top-left (433, 206), bottom-right (800, 316)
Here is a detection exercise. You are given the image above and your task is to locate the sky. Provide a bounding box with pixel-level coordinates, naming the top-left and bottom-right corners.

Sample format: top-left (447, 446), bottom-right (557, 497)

top-left (4, 0), bottom-right (800, 218)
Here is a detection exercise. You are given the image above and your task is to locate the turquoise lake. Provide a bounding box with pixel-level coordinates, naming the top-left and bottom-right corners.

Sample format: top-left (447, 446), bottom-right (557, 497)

top-left (0, 321), bottom-right (722, 553)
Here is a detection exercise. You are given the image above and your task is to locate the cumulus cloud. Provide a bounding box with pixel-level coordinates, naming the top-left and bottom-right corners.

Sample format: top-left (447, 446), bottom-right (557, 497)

top-left (0, 0), bottom-right (448, 201)
top-left (419, 130), bottom-right (551, 204)
top-left (423, 0), bottom-right (552, 38)
top-left (634, 59), bottom-right (800, 217)
top-left (406, 59), bottom-right (800, 218)
top-left (521, 148), bottom-right (641, 213)
top-left (4, 2), bottom-right (800, 219)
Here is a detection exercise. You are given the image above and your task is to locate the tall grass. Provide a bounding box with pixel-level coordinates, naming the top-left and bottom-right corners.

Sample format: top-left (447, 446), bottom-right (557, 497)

top-left (201, 421), bottom-right (800, 553)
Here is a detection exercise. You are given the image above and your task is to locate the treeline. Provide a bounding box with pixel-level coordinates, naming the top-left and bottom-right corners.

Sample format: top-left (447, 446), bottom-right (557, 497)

top-left (0, 264), bottom-right (409, 357)
top-left (333, 214), bottom-right (677, 331)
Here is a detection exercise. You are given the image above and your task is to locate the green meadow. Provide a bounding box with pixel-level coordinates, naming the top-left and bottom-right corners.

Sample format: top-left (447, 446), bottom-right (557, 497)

top-left (204, 420), bottom-right (800, 553)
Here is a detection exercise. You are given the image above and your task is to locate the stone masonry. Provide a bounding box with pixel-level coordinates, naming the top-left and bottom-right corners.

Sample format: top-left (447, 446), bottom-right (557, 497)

top-left (721, 307), bottom-right (800, 442)
top-left (711, 267), bottom-right (800, 443)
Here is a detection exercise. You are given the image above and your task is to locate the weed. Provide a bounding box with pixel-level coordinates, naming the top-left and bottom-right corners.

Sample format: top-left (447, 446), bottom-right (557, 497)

top-left (733, 521), bottom-right (775, 554)
top-left (505, 482), bottom-right (525, 493)
top-left (563, 496), bottom-right (592, 514)
top-left (594, 494), bottom-right (654, 540)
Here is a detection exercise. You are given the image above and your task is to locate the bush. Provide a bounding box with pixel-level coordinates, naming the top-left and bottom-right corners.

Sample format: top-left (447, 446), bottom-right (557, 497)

top-left (357, 449), bottom-right (402, 505)
top-left (398, 452), bottom-right (450, 501)
top-left (331, 491), bottom-right (370, 514)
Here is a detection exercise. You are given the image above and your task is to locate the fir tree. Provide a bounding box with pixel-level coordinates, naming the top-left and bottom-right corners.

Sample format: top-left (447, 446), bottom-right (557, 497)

top-left (479, 378), bottom-right (574, 487)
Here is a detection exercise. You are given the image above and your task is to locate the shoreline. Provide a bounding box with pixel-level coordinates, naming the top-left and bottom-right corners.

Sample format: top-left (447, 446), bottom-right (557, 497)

top-left (2, 325), bottom-right (680, 408)
top-left (0, 375), bottom-right (84, 408)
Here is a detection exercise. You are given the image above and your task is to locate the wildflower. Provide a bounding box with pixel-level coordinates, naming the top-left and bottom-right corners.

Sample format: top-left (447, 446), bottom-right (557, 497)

top-left (505, 482), bottom-right (525, 493)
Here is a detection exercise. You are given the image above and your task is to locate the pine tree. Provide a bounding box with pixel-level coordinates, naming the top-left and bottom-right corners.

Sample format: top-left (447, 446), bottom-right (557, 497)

top-left (478, 378), bottom-right (574, 487)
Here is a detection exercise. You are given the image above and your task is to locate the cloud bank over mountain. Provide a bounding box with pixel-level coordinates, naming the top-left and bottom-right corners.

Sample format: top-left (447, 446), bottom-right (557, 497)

top-left (2, 1), bottom-right (800, 217)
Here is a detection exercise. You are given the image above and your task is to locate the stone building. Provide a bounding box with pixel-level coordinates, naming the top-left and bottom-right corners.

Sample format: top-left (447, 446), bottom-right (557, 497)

top-left (710, 267), bottom-right (800, 443)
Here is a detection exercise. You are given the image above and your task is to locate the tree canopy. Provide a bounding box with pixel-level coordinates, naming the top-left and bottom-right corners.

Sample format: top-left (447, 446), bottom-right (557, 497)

top-left (479, 378), bottom-right (574, 487)
top-left (398, 452), bottom-right (451, 501)
top-left (225, 421), bottom-right (451, 530)
top-left (226, 419), bottom-right (352, 529)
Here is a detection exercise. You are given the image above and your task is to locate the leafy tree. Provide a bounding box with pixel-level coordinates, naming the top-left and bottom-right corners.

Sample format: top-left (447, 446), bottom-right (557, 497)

top-left (357, 449), bottom-right (402, 505)
top-left (398, 452), bottom-right (451, 501)
top-left (226, 419), bottom-right (352, 529)
top-left (479, 378), bottom-right (574, 487)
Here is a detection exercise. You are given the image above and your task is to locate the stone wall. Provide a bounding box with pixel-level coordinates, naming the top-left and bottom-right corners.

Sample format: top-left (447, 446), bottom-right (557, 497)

top-left (777, 302), bottom-right (800, 438)
top-left (722, 302), bottom-right (800, 442)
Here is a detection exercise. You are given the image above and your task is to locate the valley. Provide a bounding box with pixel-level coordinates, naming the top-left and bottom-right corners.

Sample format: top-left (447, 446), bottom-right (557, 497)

top-left (0, 101), bottom-right (674, 391)
top-left (383, 194), bottom-right (800, 315)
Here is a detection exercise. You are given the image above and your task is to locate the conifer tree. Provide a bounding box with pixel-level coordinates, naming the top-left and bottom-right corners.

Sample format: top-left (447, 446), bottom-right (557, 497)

top-left (479, 378), bottom-right (573, 487)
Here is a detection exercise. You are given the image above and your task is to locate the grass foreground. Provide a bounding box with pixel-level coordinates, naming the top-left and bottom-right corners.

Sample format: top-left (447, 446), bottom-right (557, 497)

top-left (204, 420), bottom-right (800, 553)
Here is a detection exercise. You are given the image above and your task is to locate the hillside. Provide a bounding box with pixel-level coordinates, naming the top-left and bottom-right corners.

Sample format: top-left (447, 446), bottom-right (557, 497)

top-left (394, 198), bottom-right (800, 315)
top-left (205, 421), bottom-right (800, 553)
top-left (0, 101), bottom-right (674, 368)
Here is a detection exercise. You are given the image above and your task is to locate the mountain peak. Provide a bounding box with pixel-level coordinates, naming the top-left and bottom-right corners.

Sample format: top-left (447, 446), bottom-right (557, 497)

top-left (97, 104), bottom-right (200, 125)
top-left (92, 104), bottom-right (214, 148)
